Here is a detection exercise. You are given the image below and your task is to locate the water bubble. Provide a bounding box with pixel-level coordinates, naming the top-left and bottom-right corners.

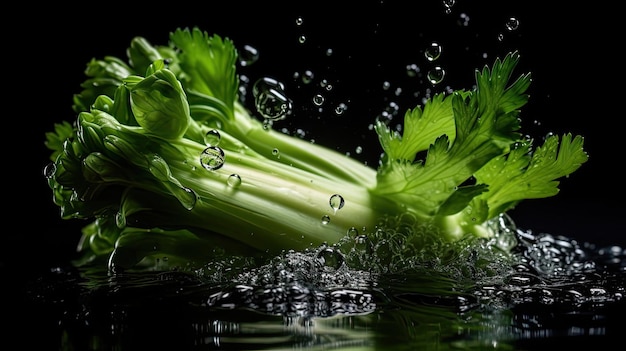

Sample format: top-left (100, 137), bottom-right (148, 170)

top-left (505, 17), bottom-right (520, 31)
top-left (329, 194), bottom-right (345, 213)
top-left (443, 0), bottom-right (455, 13)
top-left (295, 17), bottom-right (303, 26)
top-left (204, 129), bottom-right (221, 146)
top-left (427, 66), bottom-right (446, 84)
top-left (425, 42), bottom-right (442, 61)
top-left (302, 70), bottom-right (314, 84)
top-left (253, 77), bottom-right (293, 121)
top-left (334, 103), bottom-right (348, 115)
top-left (239, 45), bottom-right (259, 67)
top-left (355, 146), bottom-right (363, 154)
top-left (312, 94), bottom-right (325, 106)
top-left (316, 247), bottom-right (345, 270)
top-left (321, 215), bottom-right (330, 225)
top-left (298, 35), bottom-right (306, 44)
top-left (354, 234), bottom-right (372, 253)
top-left (272, 148), bottom-right (280, 158)
top-left (200, 146), bottom-right (225, 171)
top-left (406, 63), bottom-right (420, 77)
top-left (227, 174), bottom-right (242, 188)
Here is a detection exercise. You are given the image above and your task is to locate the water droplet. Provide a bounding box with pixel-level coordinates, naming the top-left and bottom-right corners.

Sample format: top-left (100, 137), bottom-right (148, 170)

top-left (355, 146), bottom-right (363, 154)
top-left (204, 129), bottom-right (221, 146)
top-left (176, 186), bottom-right (197, 210)
top-left (295, 17), bottom-right (303, 26)
top-left (505, 17), bottom-right (520, 31)
top-left (329, 194), bottom-right (345, 213)
top-left (316, 247), bottom-right (345, 270)
top-left (312, 94), bottom-right (325, 106)
top-left (115, 210), bottom-right (126, 228)
top-left (427, 66), bottom-right (445, 84)
top-left (443, 0), bottom-right (456, 12)
top-left (406, 63), bottom-right (420, 77)
top-left (253, 77), bottom-right (293, 121)
top-left (347, 226), bottom-right (358, 236)
top-left (200, 146), bottom-right (225, 170)
top-left (302, 70), bottom-right (314, 84)
top-left (272, 148), bottom-right (280, 158)
top-left (43, 162), bottom-right (56, 179)
top-left (321, 215), bottom-right (330, 225)
top-left (298, 35), bottom-right (306, 44)
top-left (425, 42), bottom-right (442, 61)
top-left (227, 174), bottom-right (242, 188)
top-left (354, 234), bottom-right (372, 253)
top-left (334, 102), bottom-right (348, 115)
top-left (239, 45), bottom-right (259, 67)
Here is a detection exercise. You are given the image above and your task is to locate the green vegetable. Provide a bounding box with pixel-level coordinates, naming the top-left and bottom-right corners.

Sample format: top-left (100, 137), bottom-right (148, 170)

top-left (44, 27), bottom-right (588, 271)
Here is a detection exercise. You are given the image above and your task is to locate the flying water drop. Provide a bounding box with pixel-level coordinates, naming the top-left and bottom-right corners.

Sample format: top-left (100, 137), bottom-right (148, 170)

top-left (253, 77), bottom-right (293, 121)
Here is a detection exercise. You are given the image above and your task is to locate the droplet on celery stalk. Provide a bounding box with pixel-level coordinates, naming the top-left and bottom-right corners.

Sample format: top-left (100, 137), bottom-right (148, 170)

top-left (175, 186), bottom-right (197, 210)
top-left (329, 194), bottom-right (345, 213)
top-left (425, 42), bottom-right (442, 61)
top-left (272, 148), bottom-right (280, 158)
top-left (227, 174), bottom-right (242, 188)
top-left (321, 215), bottom-right (331, 225)
top-left (149, 154), bottom-right (173, 181)
top-left (200, 146), bottom-right (225, 171)
top-left (43, 162), bottom-right (56, 179)
top-left (253, 77), bottom-right (292, 121)
top-left (427, 66), bottom-right (445, 84)
top-left (204, 129), bottom-right (221, 146)
top-left (115, 210), bottom-right (126, 228)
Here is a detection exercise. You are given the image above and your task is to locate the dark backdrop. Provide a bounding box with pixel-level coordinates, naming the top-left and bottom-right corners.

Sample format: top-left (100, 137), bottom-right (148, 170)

top-left (8, 1), bottom-right (624, 277)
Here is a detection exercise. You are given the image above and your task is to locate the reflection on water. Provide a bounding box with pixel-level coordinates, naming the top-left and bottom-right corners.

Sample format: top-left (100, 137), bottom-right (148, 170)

top-left (24, 216), bottom-right (625, 350)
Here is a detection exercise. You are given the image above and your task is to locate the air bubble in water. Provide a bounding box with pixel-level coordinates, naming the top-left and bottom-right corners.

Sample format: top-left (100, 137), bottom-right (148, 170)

top-left (427, 66), bottom-right (445, 84)
top-left (227, 174), bottom-right (242, 188)
top-left (253, 77), bottom-right (293, 121)
top-left (329, 194), bottom-right (345, 213)
top-left (200, 146), bottom-right (225, 170)
top-left (204, 129), bottom-right (221, 146)
top-left (425, 42), bottom-right (442, 61)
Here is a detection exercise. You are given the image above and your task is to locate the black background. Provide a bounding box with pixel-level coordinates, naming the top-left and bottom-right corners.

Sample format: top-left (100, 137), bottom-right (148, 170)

top-left (7, 0), bottom-right (625, 278)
